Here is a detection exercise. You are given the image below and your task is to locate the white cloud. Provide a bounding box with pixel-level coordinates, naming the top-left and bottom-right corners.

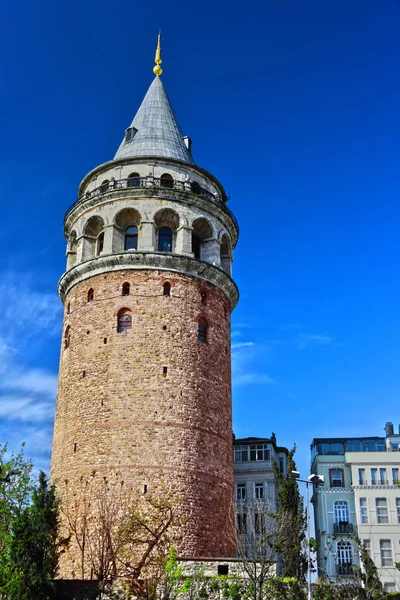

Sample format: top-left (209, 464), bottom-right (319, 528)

top-left (233, 372), bottom-right (274, 387)
top-left (0, 395), bottom-right (54, 422)
top-left (231, 342), bottom-right (255, 350)
top-left (296, 333), bottom-right (332, 349)
top-left (232, 341), bottom-right (274, 388)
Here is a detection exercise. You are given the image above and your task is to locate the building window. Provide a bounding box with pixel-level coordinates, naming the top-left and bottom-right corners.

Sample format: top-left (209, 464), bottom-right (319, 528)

top-left (362, 539), bottom-right (371, 557)
top-left (279, 458), bottom-right (284, 474)
top-left (122, 282), bottom-right (130, 296)
top-left (384, 583), bottom-right (396, 594)
top-left (64, 325), bottom-right (71, 349)
top-left (158, 227), bottom-right (173, 252)
top-left (376, 498), bottom-right (389, 524)
top-left (249, 444), bottom-right (270, 462)
top-left (255, 483), bottom-right (264, 500)
top-left (329, 469), bottom-right (344, 488)
top-left (234, 446), bottom-right (249, 462)
top-left (380, 540), bottom-right (393, 567)
top-left (336, 541), bottom-right (352, 574)
top-left (359, 498), bottom-right (368, 524)
top-left (358, 468), bottom-right (365, 485)
top-left (379, 468), bottom-right (387, 484)
top-left (198, 320), bottom-right (207, 343)
top-left (163, 282), bottom-right (171, 296)
top-left (396, 498), bottom-right (400, 524)
top-left (127, 172), bottom-right (140, 187)
top-left (125, 226), bottom-right (138, 250)
top-left (236, 484), bottom-right (246, 501)
top-left (117, 312), bottom-right (132, 333)
top-left (334, 500), bottom-right (349, 524)
top-left (237, 513), bottom-right (247, 534)
top-left (87, 288), bottom-right (94, 302)
top-left (255, 513), bottom-right (266, 534)
top-left (96, 232), bottom-right (104, 255)
top-left (100, 179), bottom-right (109, 193)
top-left (371, 468), bottom-right (377, 485)
top-left (160, 173), bottom-right (174, 188)
top-left (125, 127), bottom-right (137, 143)
top-left (392, 468), bottom-right (399, 484)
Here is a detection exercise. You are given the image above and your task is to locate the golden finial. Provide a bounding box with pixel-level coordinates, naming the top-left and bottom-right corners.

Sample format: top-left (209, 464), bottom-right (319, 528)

top-left (153, 33), bottom-right (163, 77)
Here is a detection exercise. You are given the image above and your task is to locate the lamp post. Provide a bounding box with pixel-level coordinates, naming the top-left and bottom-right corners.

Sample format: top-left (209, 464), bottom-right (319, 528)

top-left (291, 471), bottom-right (324, 600)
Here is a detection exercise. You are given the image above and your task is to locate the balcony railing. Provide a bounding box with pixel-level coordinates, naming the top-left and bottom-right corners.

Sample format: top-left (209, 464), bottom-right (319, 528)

top-left (336, 563), bottom-right (354, 576)
top-left (64, 176), bottom-right (239, 234)
top-left (333, 522), bottom-right (354, 534)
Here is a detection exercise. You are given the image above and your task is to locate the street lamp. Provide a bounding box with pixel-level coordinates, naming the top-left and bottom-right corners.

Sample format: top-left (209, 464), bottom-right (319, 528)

top-left (0, 469), bottom-right (21, 484)
top-left (291, 470), bottom-right (324, 600)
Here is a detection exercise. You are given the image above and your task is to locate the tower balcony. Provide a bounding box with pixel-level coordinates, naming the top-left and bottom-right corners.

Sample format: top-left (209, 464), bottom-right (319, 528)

top-left (64, 175), bottom-right (239, 241)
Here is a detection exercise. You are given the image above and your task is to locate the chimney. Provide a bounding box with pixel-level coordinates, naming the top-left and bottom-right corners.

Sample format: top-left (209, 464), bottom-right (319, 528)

top-left (384, 422), bottom-right (394, 436)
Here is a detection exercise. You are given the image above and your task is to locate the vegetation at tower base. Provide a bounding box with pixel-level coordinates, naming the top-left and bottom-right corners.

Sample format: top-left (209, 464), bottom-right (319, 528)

top-left (60, 472), bottom-right (179, 597)
top-left (0, 444), bottom-right (60, 600)
top-left (272, 445), bottom-right (307, 580)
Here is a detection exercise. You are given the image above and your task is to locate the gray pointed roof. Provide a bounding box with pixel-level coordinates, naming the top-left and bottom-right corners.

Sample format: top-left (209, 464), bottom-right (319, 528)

top-left (114, 77), bottom-right (194, 164)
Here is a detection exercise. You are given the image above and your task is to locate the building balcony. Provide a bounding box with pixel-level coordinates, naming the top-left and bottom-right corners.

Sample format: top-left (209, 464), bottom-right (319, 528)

top-left (336, 563), bottom-right (354, 576)
top-left (333, 522), bottom-right (354, 534)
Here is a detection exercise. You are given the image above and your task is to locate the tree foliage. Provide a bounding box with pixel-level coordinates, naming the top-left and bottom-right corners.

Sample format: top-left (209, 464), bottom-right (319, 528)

top-left (272, 445), bottom-right (307, 579)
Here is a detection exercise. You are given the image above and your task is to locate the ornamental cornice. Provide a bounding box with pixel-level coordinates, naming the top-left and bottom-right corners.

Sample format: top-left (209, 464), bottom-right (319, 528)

top-left (352, 484), bottom-right (398, 491)
top-left (314, 488), bottom-right (352, 494)
top-left (314, 461), bottom-right (345, 467)
top-left (58, 251), bottom-right (239, 308)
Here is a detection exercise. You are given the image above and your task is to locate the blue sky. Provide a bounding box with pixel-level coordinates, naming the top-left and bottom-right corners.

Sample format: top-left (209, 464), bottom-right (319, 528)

top-left (0, 0), bottom-right (399, 480)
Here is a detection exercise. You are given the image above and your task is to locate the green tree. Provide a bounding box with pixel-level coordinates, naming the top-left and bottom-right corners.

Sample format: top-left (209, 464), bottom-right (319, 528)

top-left (1, 470), bottom-right (59, 600)
top-left (272, 445), bottom-right (307, 579)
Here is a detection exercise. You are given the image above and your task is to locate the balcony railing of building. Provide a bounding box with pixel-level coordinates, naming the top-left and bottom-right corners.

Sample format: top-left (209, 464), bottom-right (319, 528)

top-left (336, 563), bottom-right (354, 576)
top-left (333, 522), bottom-right (354, 534)
top-left (65, 176), bottom-right (239, 233)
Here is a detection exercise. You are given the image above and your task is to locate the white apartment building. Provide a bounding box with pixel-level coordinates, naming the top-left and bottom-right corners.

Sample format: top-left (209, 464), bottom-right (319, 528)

top-left (311, 422), bottom-right (400, 593)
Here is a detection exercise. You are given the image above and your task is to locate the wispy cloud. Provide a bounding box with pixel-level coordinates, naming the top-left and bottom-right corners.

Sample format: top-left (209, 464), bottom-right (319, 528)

top-left (232, 340), bottom-right (274, 388)
top-left (231, 342), bottom-right (255, 350)
top-left (296, 333), bottom-right (332, 349)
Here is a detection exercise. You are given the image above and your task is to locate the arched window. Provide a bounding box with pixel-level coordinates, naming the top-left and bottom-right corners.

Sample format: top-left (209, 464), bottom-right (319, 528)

top-left (191, 181), bottom-right (201, 195)
top-left (87, 288), bottom-right (94, 302)
top-left (163, 282), bottom-right (171, 296)
top-left (158, 227), bottom-right (173, 252)
top-left (64, 325), bottom-right (71, 349)
top-left (117, 311), bottom-right (132, 333)
top-left (100, 179), bottom-right (110, 193)
top-left (334, 501), bottom-right (349, 524)
top-left (160, 173), bottom-right (174, 189)
top-left (125, 226), bottom-right (138, 250)
top-left (198, 319), bottom-right (208, 343)
top-left (96, 232), bottom-right (105, 256)
top-left (127, 172), bottom-right (140, 188)
top-left (122, 282), bottom-right (130, 296)
top-left (192, 218), bottom-right (212, 261)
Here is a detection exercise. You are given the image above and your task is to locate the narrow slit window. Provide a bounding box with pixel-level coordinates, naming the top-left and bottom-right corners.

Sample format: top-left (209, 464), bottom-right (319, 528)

top-left (87, 288), bottom-right (94, 302)
top-left (96, 232), bottom-right (104, 255)
top-left (122, 282), bottom-right (130, 296)
top-left (198, 320), bottom-right (207, 343)
top-left (163, 282), bottom-right (171, 296)
top-left (64, 326), bottom-right (71, 349)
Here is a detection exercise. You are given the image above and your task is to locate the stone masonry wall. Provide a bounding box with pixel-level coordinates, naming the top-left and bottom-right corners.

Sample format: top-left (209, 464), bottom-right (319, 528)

top-left (51, 269), bottom-right (235, 578)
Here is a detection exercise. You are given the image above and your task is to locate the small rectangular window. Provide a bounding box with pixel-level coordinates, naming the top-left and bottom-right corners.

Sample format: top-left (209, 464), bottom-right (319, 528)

top-left (236, 484), bottom-right (246, 501)
top-left (218, 565), bottom-right (229, 576)
top-left (363, 539), bottom-right (371, 557)
top-left (379, 468), bottom-right (387, 484)
top-left (255, 483), bottom-right (264, 500)
top-left (392, 468), bottom-right (399, 484)
top-left (380, 540), bottom-right (393, 567)
top-left (396, 498), bottom-right (400, 524)
top-left (358, 468), bottom-right (365, 485)
top-left (237, 513), bottom-right (247, 534)
top-left (371, 468), bottom-right (377, 485)
top-left (359, 498), bottom-right (368, 524)
top-left (376, 498), bottom-right (389, 524)
top-left (330, 469), bottom-right (344, 488)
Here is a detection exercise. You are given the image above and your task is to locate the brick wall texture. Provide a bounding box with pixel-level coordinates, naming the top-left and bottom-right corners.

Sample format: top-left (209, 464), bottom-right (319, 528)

top-left (51, 269), bottom-right (235, 578)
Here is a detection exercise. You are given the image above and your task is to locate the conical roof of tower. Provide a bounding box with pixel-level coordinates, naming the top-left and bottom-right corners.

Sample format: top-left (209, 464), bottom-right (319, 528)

top-left (114, 77), bottom-right (194, 164)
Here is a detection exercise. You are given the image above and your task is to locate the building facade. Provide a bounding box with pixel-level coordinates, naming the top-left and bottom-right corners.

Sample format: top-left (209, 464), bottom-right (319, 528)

top-left (311, 422), bottom-right (400, 593)
top-left (50, 39), bottom-right (239, 578)
top-left (233, 436), bottom-right (288, 556)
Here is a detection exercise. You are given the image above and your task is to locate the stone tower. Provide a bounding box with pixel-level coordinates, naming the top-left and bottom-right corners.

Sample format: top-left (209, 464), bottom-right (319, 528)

top-left (51, 39), bottom-right (239, 578)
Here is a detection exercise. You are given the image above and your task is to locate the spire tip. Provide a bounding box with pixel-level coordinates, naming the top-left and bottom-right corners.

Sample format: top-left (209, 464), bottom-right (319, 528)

top-left (153, 33), bottom-right (163, 77)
